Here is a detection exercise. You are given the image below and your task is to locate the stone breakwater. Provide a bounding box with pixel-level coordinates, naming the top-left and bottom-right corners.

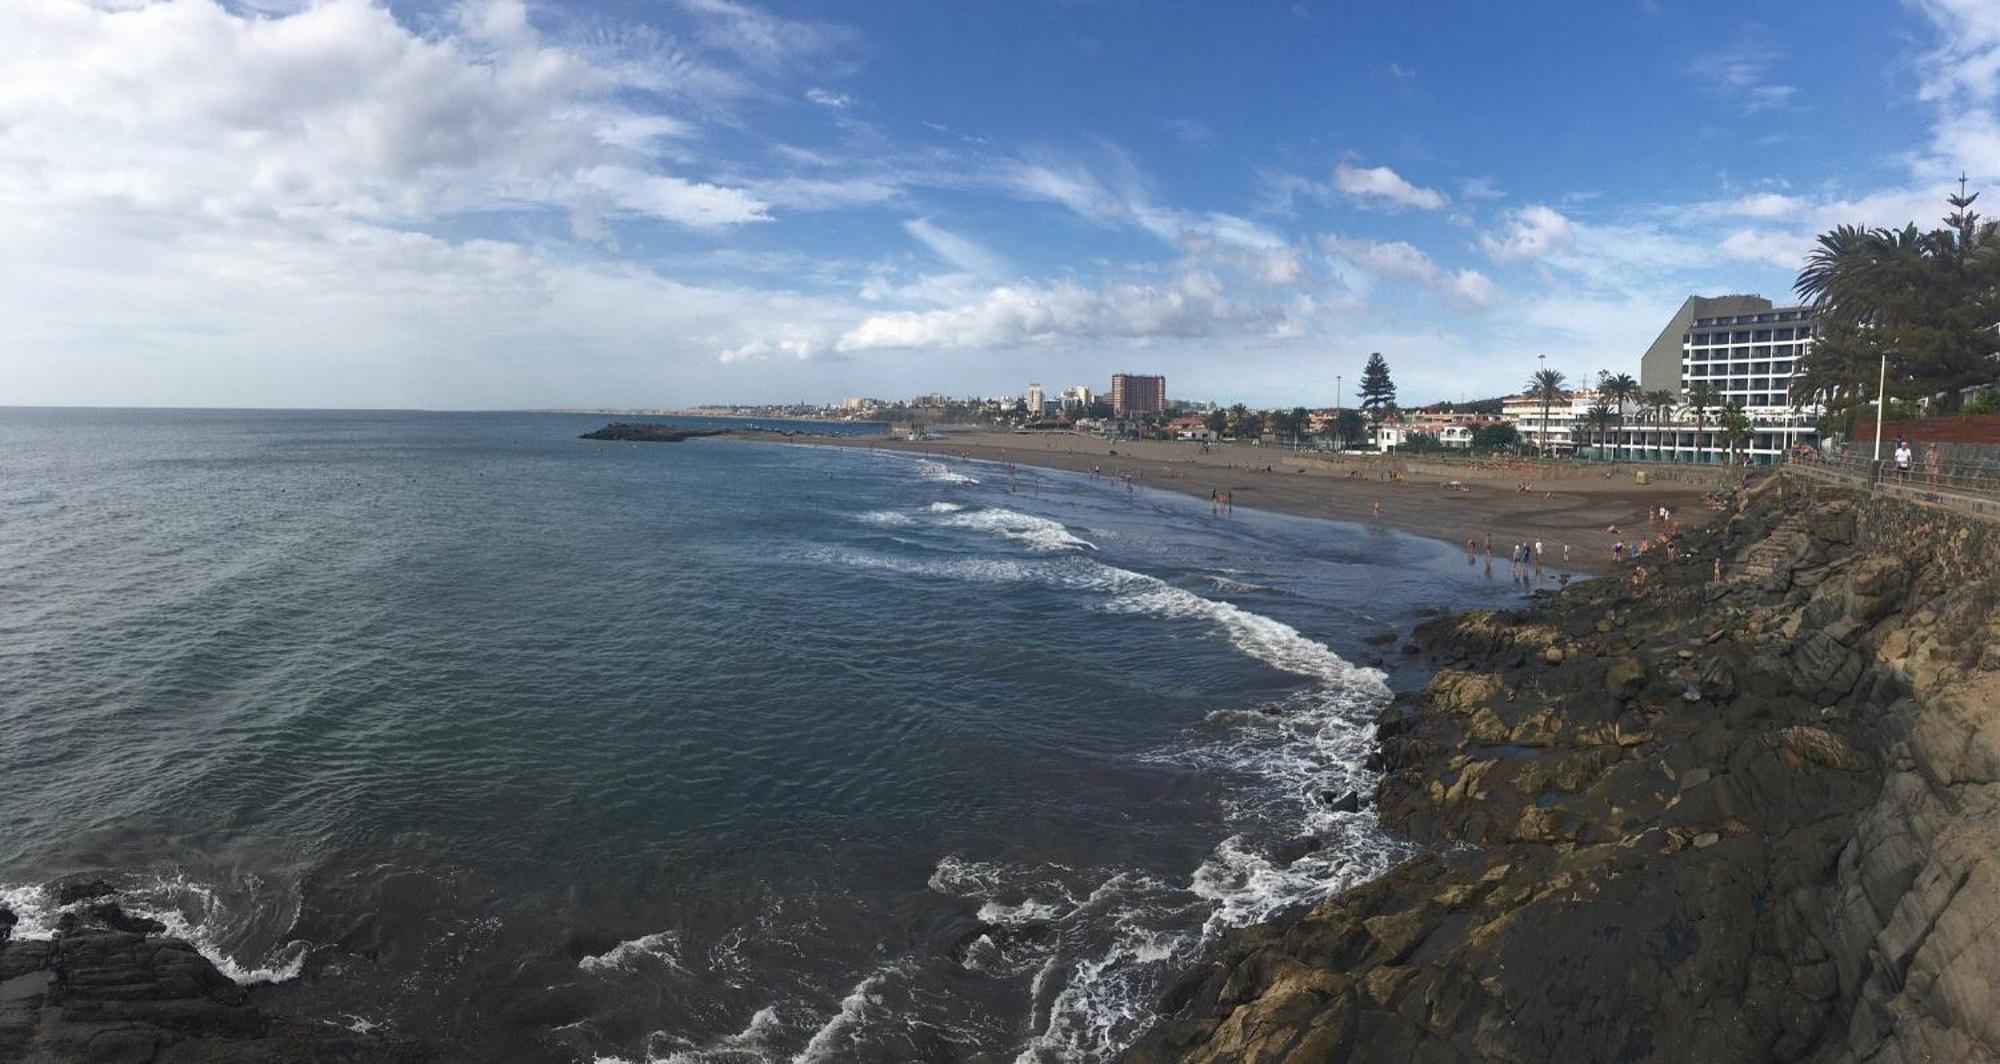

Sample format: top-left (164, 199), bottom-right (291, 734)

top-left (578, 422), bottom-right (726, 442)
top-left (1128, 473), bottom-right (2000, 1063)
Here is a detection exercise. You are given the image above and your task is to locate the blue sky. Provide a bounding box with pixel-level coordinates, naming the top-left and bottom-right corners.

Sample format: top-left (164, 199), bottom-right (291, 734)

top-left (4, 0), bottom-right (1997, 408)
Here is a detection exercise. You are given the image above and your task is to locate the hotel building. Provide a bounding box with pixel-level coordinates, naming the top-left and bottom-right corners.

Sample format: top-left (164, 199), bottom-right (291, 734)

top-left (1618, 293), bottom-right (1821, 463)
top-left (1110, 373), bottom-right (1166, 416)
top-left (1504, 387), bottom-right (1611, 454)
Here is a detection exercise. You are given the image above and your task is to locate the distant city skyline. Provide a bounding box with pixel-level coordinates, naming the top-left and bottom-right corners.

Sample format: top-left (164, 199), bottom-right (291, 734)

top-left (5, 0), bottom-right (1998, 410)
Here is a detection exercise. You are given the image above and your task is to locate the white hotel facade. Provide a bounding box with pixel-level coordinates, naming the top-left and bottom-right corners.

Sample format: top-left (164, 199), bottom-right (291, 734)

top-left (1508, 293), bottom-right (1822, 465)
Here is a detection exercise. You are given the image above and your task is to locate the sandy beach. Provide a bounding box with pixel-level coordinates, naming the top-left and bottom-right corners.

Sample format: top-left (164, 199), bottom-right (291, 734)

top-left (761, 430), bottom-right (1742, 575)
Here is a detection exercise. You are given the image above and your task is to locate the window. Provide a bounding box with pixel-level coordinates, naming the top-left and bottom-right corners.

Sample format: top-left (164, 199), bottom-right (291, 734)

top-left (1754, 329), bottom-right (1772, 342)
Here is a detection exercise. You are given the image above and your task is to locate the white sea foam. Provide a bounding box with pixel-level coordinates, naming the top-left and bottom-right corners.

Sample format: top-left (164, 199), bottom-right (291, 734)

top-left (580, 930), bottom-right (686, 974)
top-left (810, 547), bottom-right (1042, 586)
top-left (817, 499), bottom-right (1406, 1061)
top-left (647, 1005), bottom-right (785, 1064)
top-left (944, 508), bottom-right (1096, 552)
top-left (855, 510), bottom-right (914, 527)
top-left (909, 559), bottom-right (1405, 1061)
top-left (793, 967), bottom-right (902, 1064)
top-left (928, 855), bottom-right (1011, 896)
top-left (1201, 573), bottom-right (1268, 594)
top-left (917, 461), bottom-right (978, 484)
top-left (124, 877), bottom-right (309, 985)
top-left (924, 501), bottom-right (965, 513)
top-left (0, 874), bottom-right (309, 985)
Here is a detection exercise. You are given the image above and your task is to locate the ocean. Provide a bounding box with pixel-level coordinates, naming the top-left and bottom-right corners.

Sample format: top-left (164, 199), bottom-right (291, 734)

top-left (0, 408), bottom-right (1526, 1062)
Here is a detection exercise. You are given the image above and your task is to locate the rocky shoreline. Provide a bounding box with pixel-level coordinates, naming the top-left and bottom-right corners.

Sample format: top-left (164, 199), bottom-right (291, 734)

top-left (0, 881), bottom-right (444, 1062)
top-left (1128, 472), bottom-right (2000, 1062)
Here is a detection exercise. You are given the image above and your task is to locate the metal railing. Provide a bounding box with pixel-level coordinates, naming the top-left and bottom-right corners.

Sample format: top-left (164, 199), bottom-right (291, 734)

top-left (1784, 448), bottom-right (2000, 507)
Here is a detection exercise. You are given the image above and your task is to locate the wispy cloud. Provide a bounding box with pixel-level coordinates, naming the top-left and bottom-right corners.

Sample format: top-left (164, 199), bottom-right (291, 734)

top-left (1333, 162), bottom-right (1449, 210)
top-left (1322, 235), bottom-right (1495, 312)
top-left (902, 218), bottom-right (1009, 277)
top-left (1690, 42), bottom-right (1798, 114)
top-left (1162, 117), bottom-right (1216, 147)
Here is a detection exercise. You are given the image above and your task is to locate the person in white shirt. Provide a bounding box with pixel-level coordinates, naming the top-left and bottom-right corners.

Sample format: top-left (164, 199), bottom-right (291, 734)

top-left (1894, 441), bottom-right (1913, 479)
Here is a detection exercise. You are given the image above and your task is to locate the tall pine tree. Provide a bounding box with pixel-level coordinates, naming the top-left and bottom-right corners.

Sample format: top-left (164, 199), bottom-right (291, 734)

top-left (1358, 352), bottom-right (1397, 417)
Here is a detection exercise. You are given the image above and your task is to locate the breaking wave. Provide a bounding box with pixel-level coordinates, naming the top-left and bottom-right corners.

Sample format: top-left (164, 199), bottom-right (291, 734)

top-left (943, 508), bottom-right (1097, 552)
top-left (580, 930), bottom-right (687, 974)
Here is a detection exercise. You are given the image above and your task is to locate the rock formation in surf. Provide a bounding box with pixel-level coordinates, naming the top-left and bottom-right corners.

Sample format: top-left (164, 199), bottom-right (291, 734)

top-left (0, 885), bottom-right (445, 1063)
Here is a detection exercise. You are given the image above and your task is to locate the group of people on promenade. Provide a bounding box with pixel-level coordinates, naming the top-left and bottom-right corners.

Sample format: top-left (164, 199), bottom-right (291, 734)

top-left (1890, 439), bottom-right (1946, 485)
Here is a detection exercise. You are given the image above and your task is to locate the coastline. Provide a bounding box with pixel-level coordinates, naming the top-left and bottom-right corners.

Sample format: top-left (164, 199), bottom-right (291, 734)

top-left (1126, 473), bottom-right (2000, 1062)
top-left (736, 430), bottom-right (1734, 576)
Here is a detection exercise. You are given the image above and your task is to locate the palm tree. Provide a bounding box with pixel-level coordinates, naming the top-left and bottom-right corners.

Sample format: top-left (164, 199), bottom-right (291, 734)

top-left (1523, 368), bottom-right (1567, 457)
top-left (1718, 403), bottom-right (1753, 466)
top-left (1793, 190), bottom-right (2000, 427)
top-left (1583, 400), bottom-right (1615, 460)
top-left (1642, 389), bottom-right (1676, 459)
top-left (1598, 371), bottom-right (1640, 461)
top-left (1682, 381), bottom-right (1717, 463)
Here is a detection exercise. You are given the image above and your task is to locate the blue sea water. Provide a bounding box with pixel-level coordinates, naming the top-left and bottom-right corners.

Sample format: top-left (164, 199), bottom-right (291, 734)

top-left (0, 408), bottom-right (1528, 1062)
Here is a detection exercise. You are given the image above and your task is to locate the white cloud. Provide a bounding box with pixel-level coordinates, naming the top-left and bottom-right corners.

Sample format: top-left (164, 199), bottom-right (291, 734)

top-left (582, 166), bottom-right (771, 227)
top-left (0, 0), bottom-right (766, 231)
top-left (805, 87), bottom-right (852, 109)
top-left (1719, 228), bottom-right (1810, 268)
top-left (1333, 162), bottom-right (1449, 210)
top-left (834, 274), bottom-right (1270, 352)
top-left (1719, 192), bottom-right (1804, 218)
top-left (1322, 236), bottom-right (1495, 312)
top-left (1479, 205), bottom-right (1576, 261)
top-left (1909, 0), bottom-right (2000, 107)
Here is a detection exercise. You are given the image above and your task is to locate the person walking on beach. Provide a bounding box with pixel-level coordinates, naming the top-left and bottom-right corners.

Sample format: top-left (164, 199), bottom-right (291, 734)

top-left (1613, 540), bottom-right (1626, 562)
top-left (1562, 542), bottom-right (1571, 565)
top-left (1483, 532), bottom-right (1492, 557)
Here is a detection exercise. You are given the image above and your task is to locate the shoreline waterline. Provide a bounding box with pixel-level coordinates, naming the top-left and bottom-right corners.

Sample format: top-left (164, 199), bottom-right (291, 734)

top-left (728, 431), bottom-right (1720, 577)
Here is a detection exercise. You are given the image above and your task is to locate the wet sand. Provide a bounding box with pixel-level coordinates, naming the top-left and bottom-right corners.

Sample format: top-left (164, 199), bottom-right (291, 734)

top-left (760, 431), bottom-right (1739, 576)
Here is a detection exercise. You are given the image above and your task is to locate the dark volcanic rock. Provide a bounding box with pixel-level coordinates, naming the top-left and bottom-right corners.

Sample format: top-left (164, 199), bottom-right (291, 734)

top-left (84, 903), bottom-right (166, 936)
top-left (0, 906), bottom-right (449, 1062)
top-left (1127, 474), bottom-right (2000, 1063)
top-left (578, 422), bottom-right (725, 443)
top-left (52, 878), bottom-right (118, 906)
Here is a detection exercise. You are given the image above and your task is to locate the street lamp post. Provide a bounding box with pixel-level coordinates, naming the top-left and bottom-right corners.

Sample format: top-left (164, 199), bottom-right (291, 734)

top-left (1873, 353), bottom-right (1888, 462)
top-left (1336, 373), bottom-right (1343, 452)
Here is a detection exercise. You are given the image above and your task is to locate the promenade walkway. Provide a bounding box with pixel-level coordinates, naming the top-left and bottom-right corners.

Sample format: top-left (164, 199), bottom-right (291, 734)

top-left (1783, 451), bottom-right (2000, 520)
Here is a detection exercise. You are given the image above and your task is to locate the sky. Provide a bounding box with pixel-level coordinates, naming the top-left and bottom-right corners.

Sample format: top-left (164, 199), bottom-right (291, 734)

top-left (5, 0), bottom-right (2000, 410)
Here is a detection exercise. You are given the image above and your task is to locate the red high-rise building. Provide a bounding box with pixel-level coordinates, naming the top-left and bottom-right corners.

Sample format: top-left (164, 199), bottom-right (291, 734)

top-left (1110, 373), bottom-right (1165, 416)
